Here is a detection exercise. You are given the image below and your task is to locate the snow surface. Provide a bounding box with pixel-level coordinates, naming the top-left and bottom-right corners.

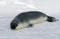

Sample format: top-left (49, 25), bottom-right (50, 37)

top-left (0, 15), bottom-right (60, 39)
top-left (0, 0), bottom-right (60, 39)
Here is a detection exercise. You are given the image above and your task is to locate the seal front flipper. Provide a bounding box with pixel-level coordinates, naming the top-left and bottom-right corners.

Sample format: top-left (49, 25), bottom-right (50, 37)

top-left (27, 24), bottom-right (33, 28)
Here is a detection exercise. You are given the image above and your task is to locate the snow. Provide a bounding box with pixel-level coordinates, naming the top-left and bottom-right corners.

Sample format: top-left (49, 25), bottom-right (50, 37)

top-left (0, 0), bottom-right (60, 39)
top-left (0, 13), bottom-right (60, 39)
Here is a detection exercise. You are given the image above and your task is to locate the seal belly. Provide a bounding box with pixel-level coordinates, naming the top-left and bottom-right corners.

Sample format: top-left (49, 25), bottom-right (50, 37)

top-left (16, 22), bottom-right (29, 30)
top-left (29, 17), bottom-right (47, 24)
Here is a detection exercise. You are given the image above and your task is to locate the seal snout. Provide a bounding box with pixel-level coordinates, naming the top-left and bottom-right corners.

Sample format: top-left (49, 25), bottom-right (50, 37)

top-left (10, 22), bottom-right (18, 30)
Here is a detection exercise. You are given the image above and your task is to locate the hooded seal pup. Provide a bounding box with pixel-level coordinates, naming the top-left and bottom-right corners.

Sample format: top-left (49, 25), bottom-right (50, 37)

top-left (10, 11), bottom-right (58, 30)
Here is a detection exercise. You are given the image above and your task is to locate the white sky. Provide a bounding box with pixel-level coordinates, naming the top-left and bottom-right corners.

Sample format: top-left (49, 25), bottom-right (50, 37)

top-left (0, 0), bottom-right (60, 17)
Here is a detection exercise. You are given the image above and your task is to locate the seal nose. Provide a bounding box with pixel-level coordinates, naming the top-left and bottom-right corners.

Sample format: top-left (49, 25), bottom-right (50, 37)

top-left (10, 22), bottom-right (18, 30)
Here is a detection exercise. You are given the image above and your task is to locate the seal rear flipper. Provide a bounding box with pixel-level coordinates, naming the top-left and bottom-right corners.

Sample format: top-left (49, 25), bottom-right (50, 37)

top-left (47, 16), bottom-right (58, 22)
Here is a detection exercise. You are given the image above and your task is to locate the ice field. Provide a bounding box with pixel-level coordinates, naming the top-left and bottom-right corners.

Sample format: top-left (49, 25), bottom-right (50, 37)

top-left (0, 0), bottom-right (60, 39)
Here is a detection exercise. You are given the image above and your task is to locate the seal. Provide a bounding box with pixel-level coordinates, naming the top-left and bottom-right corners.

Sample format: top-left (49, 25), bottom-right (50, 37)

top-left (10, 11), bottom-right (58, 30)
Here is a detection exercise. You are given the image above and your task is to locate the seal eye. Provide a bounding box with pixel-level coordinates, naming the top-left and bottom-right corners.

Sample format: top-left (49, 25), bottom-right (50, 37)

top-left (10, 22), bottom-right (18, 30)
